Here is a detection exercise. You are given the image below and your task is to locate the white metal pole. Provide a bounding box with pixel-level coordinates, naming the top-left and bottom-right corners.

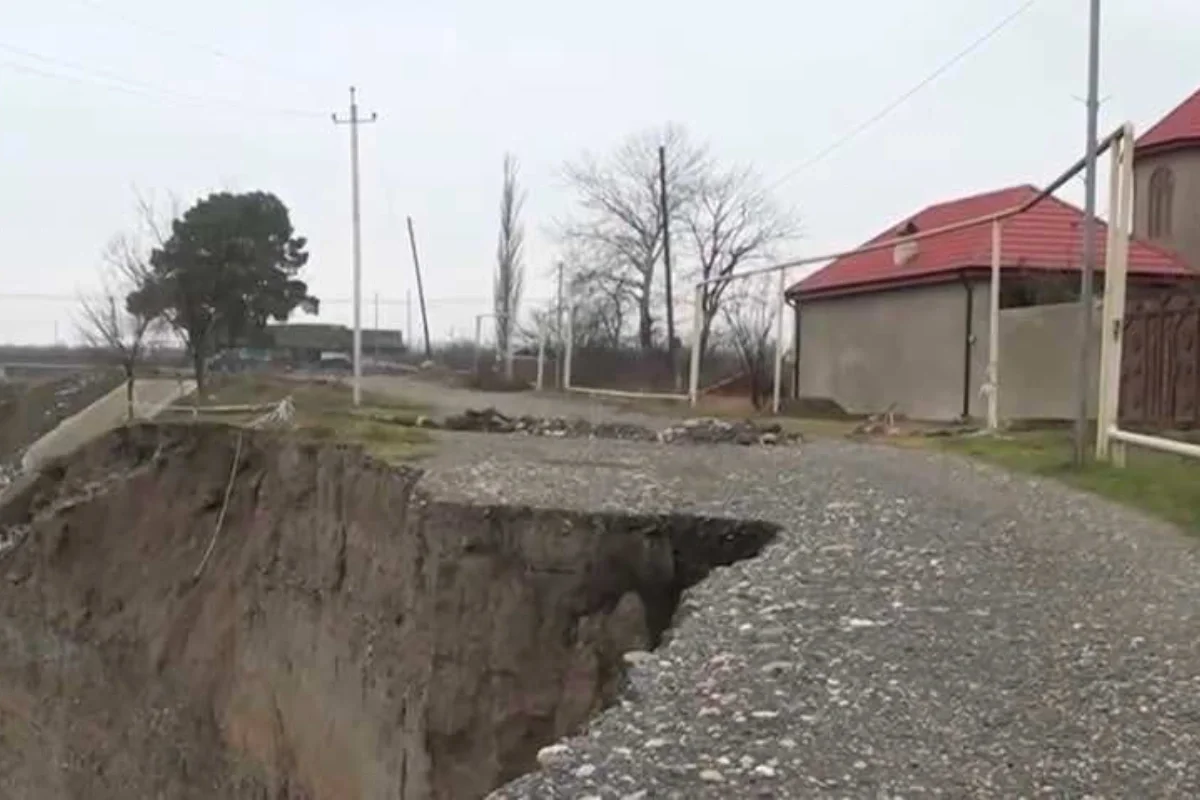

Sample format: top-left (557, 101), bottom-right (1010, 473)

top-left (1111, 125), bottom-right (1136, 467)
top-left (688, 284), bottom-right (703, 406)
top-left (536, 325), bottom-right (546, 391)
top-left (1096, 130), bottom-right (1124, 460)
top-left (563, 305), bottom-right (574, 390)
top-left (772, 268), bottom-right (787, 414)
top-left (987, 220), bottom-right (1002, 430)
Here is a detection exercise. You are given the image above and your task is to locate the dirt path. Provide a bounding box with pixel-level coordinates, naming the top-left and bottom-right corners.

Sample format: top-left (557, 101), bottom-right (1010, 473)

top-left (361, 375), bottom-right (678, 426)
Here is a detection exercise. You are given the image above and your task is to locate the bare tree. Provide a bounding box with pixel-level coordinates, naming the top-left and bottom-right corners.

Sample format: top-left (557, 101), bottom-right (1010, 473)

top-left (560, 125), bottom-right (708, 350)
top-left (720, 273), bottom-right (780, 410)
top-left (78, 237), bottom-right (159, 420)
top-left (494, 153), bottom-right (526, 380)
top-left (685, 165), bottom-right (797, 357)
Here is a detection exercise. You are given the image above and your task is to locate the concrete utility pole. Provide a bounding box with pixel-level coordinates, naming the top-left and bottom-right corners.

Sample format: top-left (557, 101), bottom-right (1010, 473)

top-left (332, 86), bottom-right (377, 406)
top-left (405, 215), bottom-right (433, 361)
top-left (658, 145), bottom-right (677, 387)
top-left (1075, 0), bottom-right (1101, 465)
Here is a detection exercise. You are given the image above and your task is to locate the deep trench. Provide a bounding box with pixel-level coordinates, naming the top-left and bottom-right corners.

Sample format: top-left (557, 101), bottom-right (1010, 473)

top-left (0, 424), bottom-right (780, 800)
top-left (423, 505), bottom-right (780, 799)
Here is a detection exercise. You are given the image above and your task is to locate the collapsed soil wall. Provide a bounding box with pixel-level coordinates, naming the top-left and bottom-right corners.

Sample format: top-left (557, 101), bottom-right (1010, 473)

top-left (0, 424), bottom-right (775, 799)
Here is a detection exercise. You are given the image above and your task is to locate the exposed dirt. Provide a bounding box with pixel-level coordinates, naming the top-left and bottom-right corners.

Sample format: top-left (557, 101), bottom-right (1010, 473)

top-left (0, 423), bottom-right (775, 799)
top-left (0, 371), bottom-right (123, 464)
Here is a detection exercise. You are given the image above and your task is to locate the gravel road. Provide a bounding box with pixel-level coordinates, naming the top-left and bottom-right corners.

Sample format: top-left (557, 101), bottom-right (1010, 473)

top-left (357, 379), bottom-right (1200, 796)
top-left (398, 403), bottom-right (1200, 798)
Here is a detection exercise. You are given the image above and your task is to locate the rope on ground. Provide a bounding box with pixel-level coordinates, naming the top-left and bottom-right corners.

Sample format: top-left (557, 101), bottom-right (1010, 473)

top-left (250, 396), bottom-right (295, 429)
top-left (192, 430), bottom-right (244, 582)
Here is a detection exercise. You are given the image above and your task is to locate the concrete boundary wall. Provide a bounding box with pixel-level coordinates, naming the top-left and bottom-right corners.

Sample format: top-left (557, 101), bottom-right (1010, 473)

top-left (997, 301), bottom-right (1100, 421)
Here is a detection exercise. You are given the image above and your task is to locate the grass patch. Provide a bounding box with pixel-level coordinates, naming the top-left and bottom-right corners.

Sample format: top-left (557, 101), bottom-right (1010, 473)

top-left (937, 430), bottom-right (1200, 533)
top-left (163, 374), bottom-right (434, 463)
top-left (303, 415), bottom-right (435, 463)
top-left (174, 374), bottom-right (424, 415)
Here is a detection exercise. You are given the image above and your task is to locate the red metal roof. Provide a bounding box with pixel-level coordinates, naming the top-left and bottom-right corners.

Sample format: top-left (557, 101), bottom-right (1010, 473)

top-left (1137, 87), bottom-right (1200, 155)
top-left (790, 185), bottom-right (1193, 299)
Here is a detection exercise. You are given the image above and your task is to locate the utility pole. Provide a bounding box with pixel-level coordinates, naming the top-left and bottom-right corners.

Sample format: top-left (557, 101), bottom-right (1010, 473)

top-left (332, 86), bottom-right (377, 406)
top-left (406, 215), bottom-right (433, 360)
top-left (659, 145), bottom-right (677, 387)
top-left (1075, 0), bottom-right (1101, 466)
top-left (373, 292), bottom-right (380, 361)
top-left (555, 261), bottom-right (565, 389)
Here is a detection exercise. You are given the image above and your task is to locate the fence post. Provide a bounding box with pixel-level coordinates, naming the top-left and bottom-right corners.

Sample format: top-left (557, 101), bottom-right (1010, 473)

top-left (536, 325), bottom-right (546, 391)
top-left (688, 283), bottom-right (703, 406)
top-left (473, 314), bottom-right (483, 381)
top-left (1097, 125), bottom-right (1135, 465)
top-left (563, 306), bottom-right (574, 391)
top-left (772, 268), bottom-right (787, 414)
top-left (1096, 132), bottom-right (1123, 461)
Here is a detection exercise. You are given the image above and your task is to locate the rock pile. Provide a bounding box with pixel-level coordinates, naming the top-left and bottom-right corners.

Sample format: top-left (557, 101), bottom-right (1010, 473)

top-left (657, 417), bottom-right (797, 446)
top-left (438, 408), bottom-right (801, 447)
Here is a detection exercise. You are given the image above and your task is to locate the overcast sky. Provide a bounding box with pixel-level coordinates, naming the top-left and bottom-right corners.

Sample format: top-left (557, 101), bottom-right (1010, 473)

top-left (2, 0), bottom-right (1198, 346)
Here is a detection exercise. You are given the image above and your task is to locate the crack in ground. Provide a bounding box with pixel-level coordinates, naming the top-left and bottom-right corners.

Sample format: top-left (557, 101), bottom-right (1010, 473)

top-left (0, 423), bottom-right (779, 800)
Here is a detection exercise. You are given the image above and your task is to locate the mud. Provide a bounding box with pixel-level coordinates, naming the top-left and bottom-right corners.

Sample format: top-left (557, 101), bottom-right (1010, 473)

top-left (0, 423), bottom-right (775, 799)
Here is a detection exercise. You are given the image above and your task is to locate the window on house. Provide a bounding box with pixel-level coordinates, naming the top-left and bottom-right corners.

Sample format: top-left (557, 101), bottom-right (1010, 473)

top-left (1148, 166), bottom-right (1174, 239)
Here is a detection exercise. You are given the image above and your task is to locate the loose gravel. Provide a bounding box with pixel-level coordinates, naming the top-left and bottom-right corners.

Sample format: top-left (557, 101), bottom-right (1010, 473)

top-left (412, 431), bottom-right (1200, 798)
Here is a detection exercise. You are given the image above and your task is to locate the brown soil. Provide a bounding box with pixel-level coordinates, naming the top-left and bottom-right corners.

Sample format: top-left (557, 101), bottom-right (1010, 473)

top-left (0, 371), bottom-right (123, 462)
top-left (0, 423), bottom-right (775, 799)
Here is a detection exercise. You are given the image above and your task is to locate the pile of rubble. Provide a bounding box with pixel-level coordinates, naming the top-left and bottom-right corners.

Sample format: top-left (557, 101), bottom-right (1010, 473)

top-left (657, 417), bottom-right (797, 446)
top-left (437, 408), bottom-right (801, 447)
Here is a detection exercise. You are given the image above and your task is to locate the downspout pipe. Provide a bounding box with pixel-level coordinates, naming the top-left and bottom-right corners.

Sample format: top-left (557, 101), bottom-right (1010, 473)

top-left (960, 271), bottom-right (975, 421)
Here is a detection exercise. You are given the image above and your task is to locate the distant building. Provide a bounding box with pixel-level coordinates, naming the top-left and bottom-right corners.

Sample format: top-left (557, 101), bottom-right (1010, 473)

top-left (266, 323), bottom-right (405, 364)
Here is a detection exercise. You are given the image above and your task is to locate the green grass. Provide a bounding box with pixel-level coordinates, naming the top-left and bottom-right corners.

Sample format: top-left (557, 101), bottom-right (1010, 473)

top-left (937, 430), bottom-right (1200, 533)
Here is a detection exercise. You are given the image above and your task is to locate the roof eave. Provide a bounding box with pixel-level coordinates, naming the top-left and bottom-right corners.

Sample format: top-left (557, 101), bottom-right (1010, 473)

top-left (789, 265), bottom-right (1198, 301)
top-left (1134, 136), bottom-right (1200, 160)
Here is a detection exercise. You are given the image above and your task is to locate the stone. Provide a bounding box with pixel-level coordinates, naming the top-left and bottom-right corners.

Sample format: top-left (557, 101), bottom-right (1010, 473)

top-left (536, 744), bottom-right (572, 768)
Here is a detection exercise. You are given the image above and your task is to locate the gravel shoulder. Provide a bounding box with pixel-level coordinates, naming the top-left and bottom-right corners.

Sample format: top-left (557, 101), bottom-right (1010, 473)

top-left (407, 418), bottom-right (1200, 798)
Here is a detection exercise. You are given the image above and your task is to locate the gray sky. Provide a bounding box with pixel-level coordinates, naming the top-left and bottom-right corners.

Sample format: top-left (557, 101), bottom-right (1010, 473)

top-left (2, 0), bottom-right (1198, 346)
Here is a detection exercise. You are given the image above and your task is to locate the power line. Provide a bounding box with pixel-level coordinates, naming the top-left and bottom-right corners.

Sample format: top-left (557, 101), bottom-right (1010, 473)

top-left (766, 0), bottom-right (1042, 192)
top-left (0, 40), bottom-right (326, 119)
top-left (64, 0), bottom-right (337, 97)
top-left (0, 292), bottom-right (554, 307)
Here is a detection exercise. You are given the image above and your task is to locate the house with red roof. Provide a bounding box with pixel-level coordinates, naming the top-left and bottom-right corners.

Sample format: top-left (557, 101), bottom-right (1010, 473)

top-left (1133, 87), bottom-right (1200, 265)
top-left (785, 90), bottom-right (1200, 422)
